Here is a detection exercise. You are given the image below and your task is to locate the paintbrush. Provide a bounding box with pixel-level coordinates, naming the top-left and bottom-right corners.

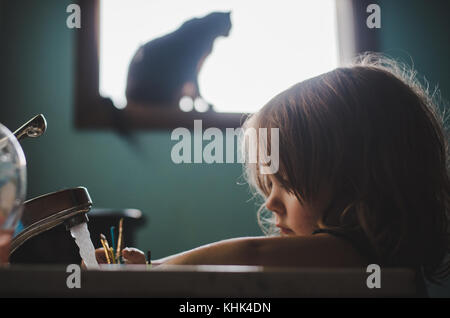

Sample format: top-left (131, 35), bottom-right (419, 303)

top-left (109, 247), bottom-right (116, 264)
top-left (102, 234), bottom-right (116, 264)
top-left (101, 233), bottom-right (116, 264)
top-left (100, 234), bottom-right (111, 264)
top-left (116, 218), bottom-right (124, 263)
top-left (110, 226), bottom-right (116, 258)
top-left (147, 250), bottom-right (152, 267)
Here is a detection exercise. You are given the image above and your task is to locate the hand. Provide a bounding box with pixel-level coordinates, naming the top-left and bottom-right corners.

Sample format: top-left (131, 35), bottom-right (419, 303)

top-left (121, 247), bottom-right (147, 264)
top-left (81, 247), bottom-right (147, 268)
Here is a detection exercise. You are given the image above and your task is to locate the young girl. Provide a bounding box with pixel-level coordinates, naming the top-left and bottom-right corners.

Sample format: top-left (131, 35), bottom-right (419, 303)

top-left (108, 53), bottom-right (450, 283)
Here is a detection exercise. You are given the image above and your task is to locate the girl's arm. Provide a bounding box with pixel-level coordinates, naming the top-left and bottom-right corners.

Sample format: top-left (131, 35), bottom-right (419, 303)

top-left (154, 234), bottom-right (366, 267)
top-left (152, 236), bottom-right (260, 265)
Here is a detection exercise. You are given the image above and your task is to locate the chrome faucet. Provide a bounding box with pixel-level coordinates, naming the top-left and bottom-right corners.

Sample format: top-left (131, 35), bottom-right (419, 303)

top-left (3, 114), bottom-right (94, 255)
top-left (13, 114), bottom-right (47, 141)
top-left (10, 187), bottom-right (93, 254)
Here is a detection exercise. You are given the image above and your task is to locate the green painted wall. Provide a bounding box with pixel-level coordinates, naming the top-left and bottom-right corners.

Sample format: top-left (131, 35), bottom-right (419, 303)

top-left (0, 0), bottom-right (262, 259)
top-left (377, 0), bottom-right (450, 113)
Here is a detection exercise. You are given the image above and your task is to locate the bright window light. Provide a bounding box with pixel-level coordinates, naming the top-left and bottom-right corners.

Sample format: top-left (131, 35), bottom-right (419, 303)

top-left (99, 0), bottom-right (339, 113)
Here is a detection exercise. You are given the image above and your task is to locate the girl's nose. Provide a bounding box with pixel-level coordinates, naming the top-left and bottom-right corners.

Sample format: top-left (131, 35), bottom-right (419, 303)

top-left (265, 192), bottom-right (285, 215)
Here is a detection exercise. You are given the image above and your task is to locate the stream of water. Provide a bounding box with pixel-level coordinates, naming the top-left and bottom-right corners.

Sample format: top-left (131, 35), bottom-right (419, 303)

top-left (70, 222), bottom-right (99, 269)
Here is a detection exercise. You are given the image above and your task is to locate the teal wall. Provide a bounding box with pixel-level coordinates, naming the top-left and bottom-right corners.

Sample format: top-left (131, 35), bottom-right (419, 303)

top-left (377, 0), bottom-right (450, 112)
top-left (0, 0), bottom-right (261, 259)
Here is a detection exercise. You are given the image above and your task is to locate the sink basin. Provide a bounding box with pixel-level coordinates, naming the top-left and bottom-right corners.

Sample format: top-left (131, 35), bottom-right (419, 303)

top-left (0, 265), bottom-right (423, 297)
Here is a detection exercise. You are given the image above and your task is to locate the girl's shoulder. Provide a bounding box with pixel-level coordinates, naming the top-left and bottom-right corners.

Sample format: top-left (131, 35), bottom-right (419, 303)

top-left (311, 228), bottom-right (377, 264)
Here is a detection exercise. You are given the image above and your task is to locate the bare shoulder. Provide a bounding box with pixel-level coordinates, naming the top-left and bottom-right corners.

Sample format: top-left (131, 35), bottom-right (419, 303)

top-left (247, 234), bottom-right (367, 267)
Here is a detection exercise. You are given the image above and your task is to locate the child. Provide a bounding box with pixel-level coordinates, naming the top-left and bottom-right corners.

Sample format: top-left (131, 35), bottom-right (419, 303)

top-left (101, 53), bottom-right (450, 283)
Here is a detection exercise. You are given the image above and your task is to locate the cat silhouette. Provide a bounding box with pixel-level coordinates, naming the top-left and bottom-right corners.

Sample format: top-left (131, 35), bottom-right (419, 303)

top-left (125, 11), bottom-right (232, 109)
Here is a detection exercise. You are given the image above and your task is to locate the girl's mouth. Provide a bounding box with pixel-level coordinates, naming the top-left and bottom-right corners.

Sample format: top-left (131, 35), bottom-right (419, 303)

top-left (276, 225), bottom-right (294, 235)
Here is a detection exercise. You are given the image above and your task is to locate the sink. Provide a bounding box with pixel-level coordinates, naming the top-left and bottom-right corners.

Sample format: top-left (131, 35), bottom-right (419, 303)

top-left (0, 265), bottom-right (423, 297)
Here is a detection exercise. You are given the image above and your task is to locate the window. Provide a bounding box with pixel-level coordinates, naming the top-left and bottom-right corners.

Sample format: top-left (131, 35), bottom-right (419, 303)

top-left (75, 0), bottom-right (374, 130)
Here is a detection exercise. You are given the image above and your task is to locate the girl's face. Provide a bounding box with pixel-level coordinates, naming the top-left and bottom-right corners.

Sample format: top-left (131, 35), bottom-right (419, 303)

top-left (264, 175), bottom-right (328, 236)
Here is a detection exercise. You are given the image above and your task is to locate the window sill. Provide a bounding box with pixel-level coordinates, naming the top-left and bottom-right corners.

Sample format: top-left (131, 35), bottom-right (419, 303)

top-left (75, 98), bottom-right (248, 131)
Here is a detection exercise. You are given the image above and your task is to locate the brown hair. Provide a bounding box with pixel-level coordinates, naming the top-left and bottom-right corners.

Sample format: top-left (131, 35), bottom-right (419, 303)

top-left (244, 53), bottom-right (450, 282)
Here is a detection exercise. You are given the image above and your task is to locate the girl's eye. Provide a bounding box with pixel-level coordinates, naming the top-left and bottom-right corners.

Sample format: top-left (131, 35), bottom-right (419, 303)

top-left (263, 176), bottom-right (272, 193)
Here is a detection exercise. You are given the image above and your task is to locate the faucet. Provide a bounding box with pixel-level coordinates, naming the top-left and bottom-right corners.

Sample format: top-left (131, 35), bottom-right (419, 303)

top-left (12, 114), bottom-right (47, 141)
top-left (0, 114), bottom-right (47, 149)
top-left (3, 114), bottom-right (94, 255)
top-left (10, 187), bottom-right (93, 255)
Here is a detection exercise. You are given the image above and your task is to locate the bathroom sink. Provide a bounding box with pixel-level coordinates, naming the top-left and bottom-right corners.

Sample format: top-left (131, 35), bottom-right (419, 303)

top-left (0, 265), bottom-right (422, 297)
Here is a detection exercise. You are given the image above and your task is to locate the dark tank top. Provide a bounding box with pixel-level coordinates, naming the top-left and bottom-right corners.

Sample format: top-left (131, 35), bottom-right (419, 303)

top-left (312, 228), bottom-right (428, 297)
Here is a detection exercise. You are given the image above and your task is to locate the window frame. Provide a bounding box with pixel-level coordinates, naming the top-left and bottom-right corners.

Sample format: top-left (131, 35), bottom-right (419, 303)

top-left (74, 0), bottom-right (379, 131)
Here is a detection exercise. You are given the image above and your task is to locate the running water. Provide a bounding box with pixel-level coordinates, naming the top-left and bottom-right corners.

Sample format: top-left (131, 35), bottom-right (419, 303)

top-left (70, 222), bottom-right (99, 269)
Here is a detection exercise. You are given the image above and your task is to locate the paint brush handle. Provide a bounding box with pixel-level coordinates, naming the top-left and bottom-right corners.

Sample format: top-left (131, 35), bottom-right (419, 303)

top-left (109, 247), bottom-right (116, 264)
top-left (100, 236), bottom-right (111, 264)
top-left (116, 218), bottom-right (124, 263)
